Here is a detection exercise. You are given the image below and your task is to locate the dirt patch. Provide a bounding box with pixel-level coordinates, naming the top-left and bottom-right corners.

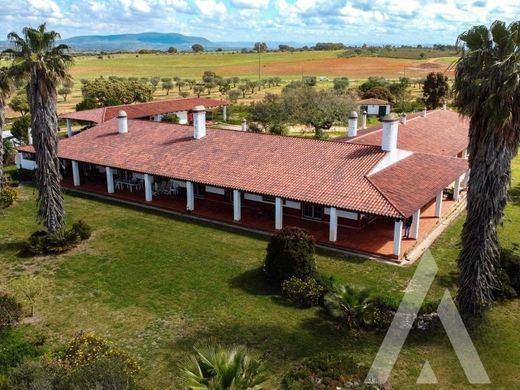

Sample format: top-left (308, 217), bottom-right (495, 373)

top-left (218, 56), bottom-right (454, 79)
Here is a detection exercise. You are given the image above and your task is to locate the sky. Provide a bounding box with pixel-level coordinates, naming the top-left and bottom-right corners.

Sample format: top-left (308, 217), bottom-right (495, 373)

top-left (0, 0), bottom-right (518, 45)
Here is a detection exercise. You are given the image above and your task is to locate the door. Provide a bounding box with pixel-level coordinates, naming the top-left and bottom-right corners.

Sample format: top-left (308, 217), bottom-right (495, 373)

top-left (378, 105), bottom-right (387, 116)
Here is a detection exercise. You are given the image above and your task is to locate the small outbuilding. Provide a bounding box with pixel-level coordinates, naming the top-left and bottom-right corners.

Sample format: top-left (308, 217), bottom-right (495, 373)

top-left (357, 98), bottom-right (391, 116)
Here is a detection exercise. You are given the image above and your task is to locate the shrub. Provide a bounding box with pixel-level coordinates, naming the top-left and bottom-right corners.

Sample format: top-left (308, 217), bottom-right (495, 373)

top-left (72, 220), bottom-right (92, 240)
top-left (58, 332), bottom-right (139, 376)
top-left (0, 330), bottom-right (47, 378)
top-left (23, 221), bottom-right (92, 256)
top-left (0, 186), bottom-right (18, 208)
top-left (181, 344), bottom-right (266, 390)
top-left (7, 334), bottom-right (139, 389)
top-left (323, 283), bottom-right (375, 330)
top-left (0, 293), bottom-right (23, 328)
top-left (264, 227), bottom-right (316, 286)
top-left (282, 277), bottom-right (324, 308)
top-left (161, 112), bottom-right (180, 124)
top-left (25, 229), bottom-right (79, 255)
top-left (281, 353), bottom-right (384, 389)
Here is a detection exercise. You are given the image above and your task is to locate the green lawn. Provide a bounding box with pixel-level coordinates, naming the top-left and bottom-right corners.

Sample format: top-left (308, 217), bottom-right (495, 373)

top-left (0, 157), bottom-right (519, 388)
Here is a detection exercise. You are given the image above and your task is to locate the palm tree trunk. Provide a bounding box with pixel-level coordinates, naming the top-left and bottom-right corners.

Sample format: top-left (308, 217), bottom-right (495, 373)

top-left (0, 100), bottom-right (5, 188)
top-left (457, 117), bottom-right (520, 316)
top-left (27, 68), bottom-right (65, 233)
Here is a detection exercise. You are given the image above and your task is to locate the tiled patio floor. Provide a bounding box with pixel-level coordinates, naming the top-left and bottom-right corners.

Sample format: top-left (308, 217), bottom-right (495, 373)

top-left (62, 177), bottom-right (462, 261)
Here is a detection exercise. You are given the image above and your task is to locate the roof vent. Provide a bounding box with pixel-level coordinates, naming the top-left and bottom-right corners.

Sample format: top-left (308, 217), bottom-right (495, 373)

top-left (400, 113), bottom-right (407, 125)
top-left (193, 105), bottom-right (206, 139)
top-left (422, 107), bottom-right (427, 117)
top-left (241, 118), bottom-right (248, 132)
top-left (348, 111), bottom-right (358, 137)
top-left (117, 111), bottom-right (128, 134)
top-left (381, 113), bottom-right (399, 152)
top-left (361, 111), bottom-right (367, 129)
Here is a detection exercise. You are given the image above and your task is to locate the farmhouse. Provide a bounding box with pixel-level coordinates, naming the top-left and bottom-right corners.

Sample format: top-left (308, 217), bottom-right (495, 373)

top-left (17, 106), bottom-right (469, 261)
top-left (60, 97), bottom-right (229, 135)
top-left (357, 98), bottom-right (392, 116)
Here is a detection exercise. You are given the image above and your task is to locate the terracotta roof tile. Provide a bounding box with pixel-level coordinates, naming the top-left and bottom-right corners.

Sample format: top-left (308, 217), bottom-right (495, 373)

top-left (61, 98), bottom-right (228, 123)
top-left (369, 153), bottom-right (468, 217)
top-left (31, 119), bottom-right (403, 217)
top-left (357, 98), bottom-right (391, 105)
top-left (343, 109), bottom-right (469, 157)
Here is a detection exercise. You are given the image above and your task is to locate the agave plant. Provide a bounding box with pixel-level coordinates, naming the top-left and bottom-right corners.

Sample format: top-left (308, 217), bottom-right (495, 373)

top-left (181, 344), bottom-right (267, 390)
top-left (324, 283), bottom-right (375, 329)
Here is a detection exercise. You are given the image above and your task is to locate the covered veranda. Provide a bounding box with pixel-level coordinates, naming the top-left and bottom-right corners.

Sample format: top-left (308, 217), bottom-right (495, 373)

top-left (60, 160), bottom-right (465, 261)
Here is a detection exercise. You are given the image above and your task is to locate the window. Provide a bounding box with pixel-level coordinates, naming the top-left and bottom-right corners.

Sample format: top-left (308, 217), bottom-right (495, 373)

top-left (302, 203), bottom-right (323, 220)
top-left (22, 152), bottom-right (35, 161)
top-left (262, 195), bottom-right (275, 203)
top-left (194, 183), bottom-right (205, 197)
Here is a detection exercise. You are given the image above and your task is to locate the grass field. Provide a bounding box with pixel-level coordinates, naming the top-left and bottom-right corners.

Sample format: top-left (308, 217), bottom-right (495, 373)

top-left (0, 156), bottom-right (519, 388)
top-left (1, 50), bottom-right (457, 116)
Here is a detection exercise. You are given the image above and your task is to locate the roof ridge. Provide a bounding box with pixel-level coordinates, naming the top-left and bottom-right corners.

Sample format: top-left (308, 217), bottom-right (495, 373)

top-left (365, 175), bottom-right (405, 218)
top-left (125, 118), bottom-right (388, 149)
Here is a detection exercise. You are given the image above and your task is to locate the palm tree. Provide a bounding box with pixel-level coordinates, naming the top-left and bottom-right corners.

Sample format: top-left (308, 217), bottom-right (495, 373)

top-left (453, 20), bottom-right (520, 317)
top-left (324, 283), bottom-right (375, 329)
top-left (181, 344), bottom-right (267, 390)
top-left (3, 24), bottom-right (73, 232)
top-left (0, 67), bottom-right (14, 188)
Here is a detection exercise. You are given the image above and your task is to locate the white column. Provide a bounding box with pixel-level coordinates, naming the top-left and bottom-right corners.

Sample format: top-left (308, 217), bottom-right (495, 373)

top-left (144, 174), bottom-right (153, 202)
top-left (453, 175), bottom-right (462, 201)
top-left (66, 119), bottom-right (73, 137)
top-left (435, 191), bottom-right (443, 218)
top-left (186, 181), bottom-right (194, 211)
top-left (463, 169), bottom-right (470, 188)
top-left (233, 189), bottom-right (241, 221)
top-left (72, 161), bottom-right (80, 186)
top-left (106, 167), bottom-right (114, 194)
top-left (393, 220), bottom-right (403, 258)
top-left (329, 207), bottom-right (338, 242)
top-left (275, 197), bottom-right (283, 230)
top-left (410, 209), bottom-right (420, 239)
top-left (223, 106), bottom-right (227, 122)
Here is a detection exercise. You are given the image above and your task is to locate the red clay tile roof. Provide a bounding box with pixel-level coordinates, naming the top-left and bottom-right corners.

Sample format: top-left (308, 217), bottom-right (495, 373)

top-left (19, 111), bottom-right (470, 219)
top-left (369, 153), bottom-right (468, 217)
top-left (357, 98), bottom-right (391, 105)
top-left (61, 98), bottom-right (228, 123)
top-left (342, 109), bottom-right (469, 157)
top-left (21, 119), bottom-right (405, 218)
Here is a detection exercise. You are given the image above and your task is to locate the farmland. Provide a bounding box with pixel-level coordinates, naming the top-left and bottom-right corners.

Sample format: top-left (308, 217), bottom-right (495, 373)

top-left (1, 50), bottom-right (457, 116)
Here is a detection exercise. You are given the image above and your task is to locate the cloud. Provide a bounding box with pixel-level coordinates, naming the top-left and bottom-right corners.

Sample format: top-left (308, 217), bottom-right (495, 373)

top-left (194, 0), bottom-right (226, 16)
top-left (231, 0), bottom-right (269, 9)
top-left (0, 0), bottom-right (519, 44)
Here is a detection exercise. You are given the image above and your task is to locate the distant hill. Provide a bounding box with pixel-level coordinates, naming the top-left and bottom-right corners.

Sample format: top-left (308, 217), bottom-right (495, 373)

top-left (60, 32), bottom-right (214, 52)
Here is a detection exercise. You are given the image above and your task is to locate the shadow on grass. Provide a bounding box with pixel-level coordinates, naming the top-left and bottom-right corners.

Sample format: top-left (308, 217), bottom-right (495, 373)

top-left (166, 317), bottom-right (382, 371)
top-left (436, 270), bottom-right (458, 289)
top-left (228, 267), bottom-right (279, 296)
top-left (0, 240), bottom-right (28, 256)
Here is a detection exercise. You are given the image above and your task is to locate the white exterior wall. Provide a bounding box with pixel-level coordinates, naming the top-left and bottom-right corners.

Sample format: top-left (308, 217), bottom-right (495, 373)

top-left (16, 153), bottom-right (37, 170)
top-left (205, 185), bottom-right (225, 195)
top-left (365, 104), bottom-right (391, 116)
top-left (177, 111), bottom-right (188, 124)
top-left (324, 207), bottom-right (358, 220)
top-left (233, 189), bottom-right (241, 221)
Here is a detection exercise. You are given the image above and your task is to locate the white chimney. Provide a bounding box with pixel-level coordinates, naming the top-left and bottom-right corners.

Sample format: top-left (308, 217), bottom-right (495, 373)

top-left (422, 107), bottom-right (427, 117)
top-left (27, 127), bottom-right (33, 145)
top-left (241, 118), bottom-right (248, 132)
top-left (348, 111), bottom-right (358, 137)
top-left (117, 111), bottom-right (128, 133)
top-left (361, 111), bottom-right (367, 129)
top-left (381, 113), bottom-right (399, 152)
top-left (442, 102), bottom-right (447, 110)
top-left (193, 105), bottom-right (206, 139)
top-left (400, 113), bottom-right (407, 125)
